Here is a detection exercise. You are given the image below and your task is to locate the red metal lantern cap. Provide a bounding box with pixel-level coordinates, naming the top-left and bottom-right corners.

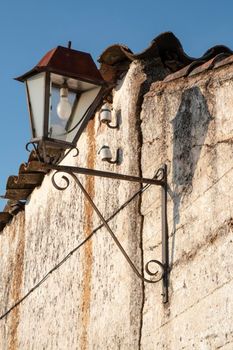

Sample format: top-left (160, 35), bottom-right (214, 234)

top-left (15, 46), bottom-right (105, 85)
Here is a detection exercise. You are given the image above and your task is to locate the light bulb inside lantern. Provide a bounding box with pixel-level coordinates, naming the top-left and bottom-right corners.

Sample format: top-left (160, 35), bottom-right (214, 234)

top-left (57, 87), bottom-right (72, 120)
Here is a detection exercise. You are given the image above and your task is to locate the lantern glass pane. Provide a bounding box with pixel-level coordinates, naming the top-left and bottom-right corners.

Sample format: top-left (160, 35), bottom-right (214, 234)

top-left (26, 72), bottom-right (46, 138)
top-left (66, 86), bottom-right (101, 143)
top-left (48, 73), bottom-right (101, 145)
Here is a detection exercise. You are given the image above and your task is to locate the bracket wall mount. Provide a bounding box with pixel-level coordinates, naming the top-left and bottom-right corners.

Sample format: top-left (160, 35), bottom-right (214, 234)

top-left (43, 162), bottom-right (169, 303)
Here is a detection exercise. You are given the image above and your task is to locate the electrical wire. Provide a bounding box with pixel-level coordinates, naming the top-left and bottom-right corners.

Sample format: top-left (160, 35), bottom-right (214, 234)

top-left (0, 180), bottom-right (153, 321)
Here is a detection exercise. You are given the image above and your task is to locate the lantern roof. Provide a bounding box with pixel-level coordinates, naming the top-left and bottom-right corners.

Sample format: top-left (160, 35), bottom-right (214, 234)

top-left (16, 46), bottom-right (105, 85)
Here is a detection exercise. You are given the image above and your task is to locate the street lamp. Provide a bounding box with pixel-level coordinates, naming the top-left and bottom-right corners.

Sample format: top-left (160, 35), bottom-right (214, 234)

top-left (17, 44), bottom-right (169, 303)
top-left (16, 43), bottom-right (107, 159)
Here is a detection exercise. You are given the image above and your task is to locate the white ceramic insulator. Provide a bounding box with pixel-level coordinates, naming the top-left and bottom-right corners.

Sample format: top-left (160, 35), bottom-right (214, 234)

top-left (99, 146), bottom-right (112, 161)
top-left (100, 103), bottom-right (112, 123)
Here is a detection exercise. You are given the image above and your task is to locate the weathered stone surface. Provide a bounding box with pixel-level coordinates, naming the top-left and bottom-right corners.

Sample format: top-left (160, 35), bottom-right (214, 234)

top-left (140, 65), bottom-right (233, 349)
top-left (0, 60), bottom-right (233, 350)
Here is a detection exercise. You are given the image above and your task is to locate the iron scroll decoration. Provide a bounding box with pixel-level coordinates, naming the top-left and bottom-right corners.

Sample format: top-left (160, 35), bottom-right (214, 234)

top-left (50, 166), bottom-right (168, 287)
top-left (25, 140), bottom-right (169, 302)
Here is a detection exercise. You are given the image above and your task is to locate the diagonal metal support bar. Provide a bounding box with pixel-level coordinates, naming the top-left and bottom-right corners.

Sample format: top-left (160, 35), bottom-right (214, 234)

top-left (46, 163), bottom-right (169, 302)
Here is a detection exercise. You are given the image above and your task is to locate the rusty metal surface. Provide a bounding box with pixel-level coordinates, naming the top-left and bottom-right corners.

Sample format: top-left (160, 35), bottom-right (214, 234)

top-left (16, 46), bottom-right (105, 85)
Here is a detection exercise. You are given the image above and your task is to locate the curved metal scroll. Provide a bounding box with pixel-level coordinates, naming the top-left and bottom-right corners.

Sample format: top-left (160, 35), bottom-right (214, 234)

top-left (26, 141), bottom-right (80, 164)
top-left (26, 142), bottom-right (42, 162)
top-left (63, 146), bottom-right (79, 158)
top-left (51, 170), bottom-right (165, 284)
top-left (26, 141), bottom-right (37, 153)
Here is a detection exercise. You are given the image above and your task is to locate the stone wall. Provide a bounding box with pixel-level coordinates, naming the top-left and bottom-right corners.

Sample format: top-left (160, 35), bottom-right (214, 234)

top-left (140, 64), bottom-right (233, 349)
top-left (0, 60), bottom-right (233, 349)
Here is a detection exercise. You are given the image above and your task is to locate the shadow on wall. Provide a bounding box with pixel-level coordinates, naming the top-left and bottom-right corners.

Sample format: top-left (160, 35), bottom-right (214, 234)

top-left (170, 86), bottom-right (213, 266)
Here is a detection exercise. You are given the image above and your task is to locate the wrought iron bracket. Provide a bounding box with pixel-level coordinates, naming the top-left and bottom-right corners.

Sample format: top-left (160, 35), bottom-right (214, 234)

top-left (44, 163), bottom-right (169, 303)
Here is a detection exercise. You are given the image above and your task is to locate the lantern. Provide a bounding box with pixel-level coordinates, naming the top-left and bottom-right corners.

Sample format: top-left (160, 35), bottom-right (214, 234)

top-left (16, 45), bottom-right (107, 152)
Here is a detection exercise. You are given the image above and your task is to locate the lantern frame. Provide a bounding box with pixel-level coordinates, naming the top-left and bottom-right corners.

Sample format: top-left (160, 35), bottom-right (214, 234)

top-left (16, 46), bottom-right (108, 151)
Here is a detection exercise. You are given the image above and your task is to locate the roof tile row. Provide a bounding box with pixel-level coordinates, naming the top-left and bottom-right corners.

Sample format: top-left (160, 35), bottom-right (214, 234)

top-left (99, 32), bottom-right (233, 84)
top-left (0, 152), bottom-right (49, 231)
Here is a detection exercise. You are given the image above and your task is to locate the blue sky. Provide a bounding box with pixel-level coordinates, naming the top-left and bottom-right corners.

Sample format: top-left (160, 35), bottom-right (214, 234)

top-left (0, 0), bottom-right (233, 210)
